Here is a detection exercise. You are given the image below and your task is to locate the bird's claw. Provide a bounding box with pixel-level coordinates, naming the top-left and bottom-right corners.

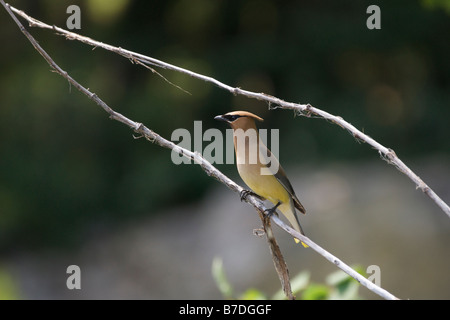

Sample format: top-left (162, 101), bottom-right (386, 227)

top-left (264, 202), bottom-right (281, 218)
top-left (240, 189), bottom-right (264, 202)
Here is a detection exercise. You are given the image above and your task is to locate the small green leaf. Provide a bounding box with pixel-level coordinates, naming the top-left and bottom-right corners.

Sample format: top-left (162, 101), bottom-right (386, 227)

top-left (302, 283), bottom-right (330, 300)
top-left (211, 257), bottom-right (233, 299)
top-left (291, 271), bottom-right (311, 293)
top-left (240, 288), bottom-right (267, 300)
top-left (325, 265), bottom-right (364, 300)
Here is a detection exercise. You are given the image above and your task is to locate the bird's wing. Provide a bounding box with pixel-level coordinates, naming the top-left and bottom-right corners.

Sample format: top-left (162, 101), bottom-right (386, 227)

top-left (260, 144), bottom-right (306, 214)
top-left (274, 164), bottom-right (306, 214)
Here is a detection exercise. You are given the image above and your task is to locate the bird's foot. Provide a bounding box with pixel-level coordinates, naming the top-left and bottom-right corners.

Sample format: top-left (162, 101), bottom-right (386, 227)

top-left (240, 189), bottom-right (264, 202)
top-left (264, 201), bottom-right (281, 218)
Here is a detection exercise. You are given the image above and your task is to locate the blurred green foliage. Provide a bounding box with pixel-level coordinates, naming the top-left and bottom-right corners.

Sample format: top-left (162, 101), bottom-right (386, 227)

top-left (0, 1), bottom-right (448, 250)
top-left (212, 257), bottom-right (365, 300)
top-left (421, 0), bottom-right (450, 14)
top-left (0, 267), bottom-right (19, 300)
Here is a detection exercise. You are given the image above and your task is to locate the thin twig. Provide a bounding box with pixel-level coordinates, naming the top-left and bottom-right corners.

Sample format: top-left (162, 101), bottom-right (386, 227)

top-left (8, 4), bottom-right (449, 219)
top-left (258, 208), bottom-right (295, 300)
top-left (2, 1), bottom-right (400, 300)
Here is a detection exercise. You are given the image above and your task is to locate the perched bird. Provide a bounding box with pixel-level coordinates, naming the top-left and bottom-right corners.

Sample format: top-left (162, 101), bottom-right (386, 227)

top-left (215, 111), bottom-right (308, 247)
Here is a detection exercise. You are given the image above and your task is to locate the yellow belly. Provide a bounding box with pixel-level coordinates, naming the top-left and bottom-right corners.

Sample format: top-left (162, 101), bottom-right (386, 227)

top-left (237, 163), bottom-right (290, 205)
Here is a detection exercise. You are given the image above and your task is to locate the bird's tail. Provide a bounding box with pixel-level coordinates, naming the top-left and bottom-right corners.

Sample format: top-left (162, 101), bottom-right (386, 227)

top-left (279, 201), bottom-right (308, 248)
top-left (294, 237), bottom-right (308, 248)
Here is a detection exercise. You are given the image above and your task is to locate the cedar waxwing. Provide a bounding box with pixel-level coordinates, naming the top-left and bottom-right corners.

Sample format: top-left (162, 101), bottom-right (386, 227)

top-left (215, 111), bottom-right (308, 247)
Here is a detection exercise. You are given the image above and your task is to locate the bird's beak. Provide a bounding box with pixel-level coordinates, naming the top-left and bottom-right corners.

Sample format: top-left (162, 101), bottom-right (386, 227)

top-left (214, 114), bottom-right (229, 123)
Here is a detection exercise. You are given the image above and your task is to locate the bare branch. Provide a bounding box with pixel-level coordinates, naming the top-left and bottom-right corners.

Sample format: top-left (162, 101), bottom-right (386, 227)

top-left (8, 3), bottom-right (448, 219)
top-left (258, 208), bottom-right (295, 300)
top-left (2, 2), bottom-right (400, 300)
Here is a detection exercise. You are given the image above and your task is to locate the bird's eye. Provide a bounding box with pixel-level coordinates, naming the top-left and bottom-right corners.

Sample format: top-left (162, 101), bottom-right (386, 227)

top-left (227, 115), bottom-right (240, 121)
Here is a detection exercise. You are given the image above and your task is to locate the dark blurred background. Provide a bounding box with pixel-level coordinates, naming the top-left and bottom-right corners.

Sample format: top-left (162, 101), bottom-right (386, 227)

top-left (0, 0), bottom-right (449, 299)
